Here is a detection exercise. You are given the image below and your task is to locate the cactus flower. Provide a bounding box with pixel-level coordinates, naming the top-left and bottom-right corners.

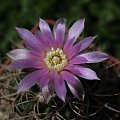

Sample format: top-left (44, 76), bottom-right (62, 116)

top-left (7, 18), bottom-right (108, 102)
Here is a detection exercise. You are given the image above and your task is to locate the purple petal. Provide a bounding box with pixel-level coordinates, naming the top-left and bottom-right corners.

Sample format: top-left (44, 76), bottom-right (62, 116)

top-left (10, 59), bottom-right (44, 69)
top-left (39, 18), bottom-right (54, 47)
top-left (66, 47), bottom-right (78, 60)
top-left (75, 36), bottom-right (96, 52)
top-left (54, 74), bottom-right (66, 102)
top-left (42, 85), bottom-right (52, 103)
top-left (80, 51), bottom-right (109, 63)
top-left (63, 37), bottom-right (75, 53)
top-left (67, 36), bottom-right (96, 59)
top-left (50, 70), bottom-right (57, 79)
top-left (67, 18), bottom-right (85, 43)
top-left (47, 70), bottom-right (57, 93)
top-left (17, 70), bottom-right (42, 93)
top-left (64, 64), bottom-right (74, 70)
top-left (61, 71), bottom-right (85, 100)
top-left (53, 18), bottom-right (66, 48)
top-left (38, 68), bottom-right (50, 88)
top-left (7, 49), bottom-right (34, 60)
top-left (15, 27), bottom-right (41, 50)
top-left (69, 56), bottom-right (88, 64)
top-left (63, 19), bottom-right (85, 53)
top-left (47, 79), bottom-right (54, 95)
top-left (40, 74), bottom-right (50, 88)
top-left (34, 31), bottom-right (50, 51)
top-left (68, 65), bottom-right (100, 80)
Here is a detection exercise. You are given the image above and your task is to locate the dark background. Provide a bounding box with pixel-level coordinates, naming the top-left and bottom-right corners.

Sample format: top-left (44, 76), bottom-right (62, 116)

top-left (0, 0), bottom-right (120, 58)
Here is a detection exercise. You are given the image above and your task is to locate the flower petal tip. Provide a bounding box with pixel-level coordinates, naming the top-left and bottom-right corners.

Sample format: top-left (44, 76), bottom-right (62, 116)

top-left (15, 27), bottom-right (22, 32)
top-left (100, 52), bottom-right (109, 61)
top-left (17, 89), bottom-right (22, 94)
top-left (77, 18), bottom-right (85, 26)
top-left (39, 18), bottom-right (45, 24)
top-left (7, 51), bottom-right (16, 59)
top-left (80, 17), bottom-right (85, 20)
top-left (93, 75), bottom-right (100, 80)
top-left (39, 18), bottom-right (45, 28)
top-left (17, 87), bottom-right (27, 94)
top-left (61, 97), bottom-right (66, 102)
top-left (39, 18), bottom-right (42, 21)
top-left (81, 18), bottom-right (85, 23)
top-left (93, 35), bottom-right (97, 39)
top-left (15, 27), bottom-right (25, 35)
top-left (105, 53), bottom-right (109, 59)
top-left (6, 52), bottom-right (11, 58)
top-left (15, 26), bottom-right (18, 30)
top-left (59, 18), bottom-right (66, 24)
top-left (96, 77), bottom-right (100, 80)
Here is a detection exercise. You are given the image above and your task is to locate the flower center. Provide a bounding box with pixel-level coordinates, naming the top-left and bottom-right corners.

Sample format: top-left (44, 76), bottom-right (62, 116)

top-left (44, 48), bottom-right (68, 72)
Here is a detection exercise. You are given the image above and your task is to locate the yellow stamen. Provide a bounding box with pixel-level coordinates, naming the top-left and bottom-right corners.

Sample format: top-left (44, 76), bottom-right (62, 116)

top-left (44, 47), bottom-right (68, 72)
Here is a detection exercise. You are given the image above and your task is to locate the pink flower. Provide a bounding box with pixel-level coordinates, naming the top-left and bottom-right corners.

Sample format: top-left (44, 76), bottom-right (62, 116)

top-left (7, 18), bottom-right (108, 102)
